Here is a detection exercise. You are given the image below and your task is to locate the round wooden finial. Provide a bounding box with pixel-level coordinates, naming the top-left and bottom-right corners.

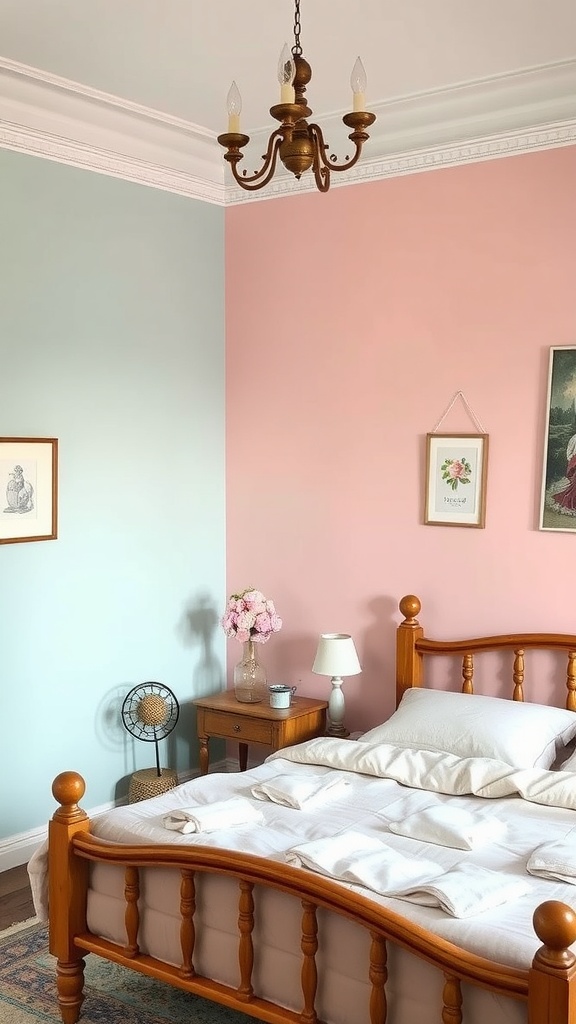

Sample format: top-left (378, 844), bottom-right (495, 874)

top-left (533, 901), bottom-right (576, 958)
top-left (52, 771), bottom-right (86, 808)
top-left (399, 595), bottom-right (421, 622)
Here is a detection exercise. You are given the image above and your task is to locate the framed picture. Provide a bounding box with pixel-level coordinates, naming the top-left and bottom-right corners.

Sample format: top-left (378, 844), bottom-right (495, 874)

top-left (540, 346), bottom-right (576, 532)
top-left (0, 437), bottom-right (58, 545)
top-left (424, 433), bottom-right (489, 528)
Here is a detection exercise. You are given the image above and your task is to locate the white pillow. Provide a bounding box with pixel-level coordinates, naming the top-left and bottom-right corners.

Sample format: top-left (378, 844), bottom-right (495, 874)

top-left (361, 688), bottom-right (576, 770)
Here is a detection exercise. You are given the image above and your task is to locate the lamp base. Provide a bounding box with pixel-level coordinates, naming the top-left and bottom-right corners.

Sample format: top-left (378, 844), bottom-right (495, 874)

top-left (327, 676), bottom-right (349, 738)
top-left (326, 722), bottom-right (350, 738)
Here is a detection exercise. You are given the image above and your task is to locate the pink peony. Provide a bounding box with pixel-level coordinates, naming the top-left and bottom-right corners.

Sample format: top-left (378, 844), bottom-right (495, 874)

top-left (236, 609), bottom-right (256, 633)
top-left (242, 589), bottom-right (267, 613)
top-left (254, 611), bottom-right (272, 634)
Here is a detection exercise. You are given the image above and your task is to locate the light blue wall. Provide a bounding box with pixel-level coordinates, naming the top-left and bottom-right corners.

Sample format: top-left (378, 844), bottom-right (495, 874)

top-left (0, 150), bottom-right (226, 837)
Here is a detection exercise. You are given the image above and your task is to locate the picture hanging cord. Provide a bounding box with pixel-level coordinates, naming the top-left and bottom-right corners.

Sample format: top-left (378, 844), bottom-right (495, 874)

top-left (430, 390), bottom-right (486, 434)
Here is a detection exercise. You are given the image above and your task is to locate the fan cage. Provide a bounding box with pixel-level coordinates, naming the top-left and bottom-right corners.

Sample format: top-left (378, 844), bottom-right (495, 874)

top-left (121, 682), bottom-right (180, 777)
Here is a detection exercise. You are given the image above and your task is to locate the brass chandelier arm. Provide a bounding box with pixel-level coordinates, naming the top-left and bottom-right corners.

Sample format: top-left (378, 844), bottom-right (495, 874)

top-left (308, 121), bottom-right (362, 177)
top-left (222, 130), bottom-right (285, 192)
top-left (312, 114), bottom-right (376, 175)
top-left (312, 161), bottom-right (330, 192)
top-left (321, 138), bottom-right (364, 174)
top-left (308, 124), bottom-right (330, 192)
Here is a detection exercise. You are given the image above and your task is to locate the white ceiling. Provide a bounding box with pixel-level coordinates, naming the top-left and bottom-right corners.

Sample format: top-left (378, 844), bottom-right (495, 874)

top-left (1, 0), bottom-right (576, 203)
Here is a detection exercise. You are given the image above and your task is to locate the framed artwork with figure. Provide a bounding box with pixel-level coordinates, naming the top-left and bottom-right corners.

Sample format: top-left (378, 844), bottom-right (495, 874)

top-left (424, 433), bottom-right (489, 528)
top-left (540, 346), bottom-right (576, 532)
top-left (0, 437), bottom-right (58, 544)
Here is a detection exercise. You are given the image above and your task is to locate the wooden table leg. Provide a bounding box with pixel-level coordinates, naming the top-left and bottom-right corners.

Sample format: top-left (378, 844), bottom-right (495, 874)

top-left (199, 737), bottom-right (209, 775)
top-left (239, 742), bottom-right (248, 772)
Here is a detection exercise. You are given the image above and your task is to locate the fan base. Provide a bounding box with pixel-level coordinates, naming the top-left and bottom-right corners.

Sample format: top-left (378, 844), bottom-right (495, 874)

top-left (128, 767), bottom-right (178, 804)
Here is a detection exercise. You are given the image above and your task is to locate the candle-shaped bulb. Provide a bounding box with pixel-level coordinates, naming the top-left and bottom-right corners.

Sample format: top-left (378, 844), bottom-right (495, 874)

top-left (226, 80), bottom-right (242, 133)
top-left (278, 43), bottom-right (296, 103)
top-left (350, 56), bottom-right (367, 112)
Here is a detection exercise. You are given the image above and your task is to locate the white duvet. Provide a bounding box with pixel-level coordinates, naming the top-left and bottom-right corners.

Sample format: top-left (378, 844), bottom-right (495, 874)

top-left (270, 736), bottom-right (576, 809)
top-left (30, 737), bottom-right (576, 975)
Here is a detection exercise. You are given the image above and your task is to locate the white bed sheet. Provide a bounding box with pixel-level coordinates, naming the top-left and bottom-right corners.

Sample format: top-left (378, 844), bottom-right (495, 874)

top-left (30, 739), bottom-right (576, 1024)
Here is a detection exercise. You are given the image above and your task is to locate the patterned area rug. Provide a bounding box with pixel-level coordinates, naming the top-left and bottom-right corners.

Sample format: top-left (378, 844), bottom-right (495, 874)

top-left (0, 919), bottom-right (256, 1023)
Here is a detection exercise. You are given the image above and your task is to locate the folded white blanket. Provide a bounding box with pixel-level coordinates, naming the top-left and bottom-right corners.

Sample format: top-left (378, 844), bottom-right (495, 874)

top-left (286, 832), bottom-right (531, 917)
top-left (389, 805), bottom-right (506, 850)
top-left (163, 798), bottom-right (263, 834)
top-left (527, 832), bottom-right (576, 884)
top-left (399, 864), bottom-right (532, 918)
top-left (286, 830), bottom-right (443, 893)
top-left (251, 773), bottom-right (350, 809)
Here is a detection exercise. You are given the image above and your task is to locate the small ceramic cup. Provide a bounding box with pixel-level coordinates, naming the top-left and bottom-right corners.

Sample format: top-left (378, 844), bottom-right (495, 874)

top-left (269, 684), bottom-right (297, 709)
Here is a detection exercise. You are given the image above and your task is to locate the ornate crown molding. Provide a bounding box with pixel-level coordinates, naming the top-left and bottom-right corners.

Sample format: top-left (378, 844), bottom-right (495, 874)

top-left (1, 56), bottom-right (575, 206)
top-left (0, 57), bottom-right (226, 204)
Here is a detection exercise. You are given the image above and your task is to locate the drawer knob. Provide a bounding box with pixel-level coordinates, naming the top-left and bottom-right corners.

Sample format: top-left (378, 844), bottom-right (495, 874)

top-left (233, 724), bottom-right (241, 732)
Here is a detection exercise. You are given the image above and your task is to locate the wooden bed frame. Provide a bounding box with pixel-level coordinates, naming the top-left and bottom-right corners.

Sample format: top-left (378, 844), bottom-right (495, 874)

top-left (47, 594), bottom-right (576, 1024)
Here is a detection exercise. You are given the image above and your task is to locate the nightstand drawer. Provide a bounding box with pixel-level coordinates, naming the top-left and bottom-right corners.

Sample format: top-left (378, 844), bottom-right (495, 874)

top-left (202, 709), bottom-right (274, 745)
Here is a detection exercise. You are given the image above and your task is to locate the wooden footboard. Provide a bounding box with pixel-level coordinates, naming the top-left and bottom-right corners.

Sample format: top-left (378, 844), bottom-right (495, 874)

top-left (48, 772), bottom-right (576, 1024)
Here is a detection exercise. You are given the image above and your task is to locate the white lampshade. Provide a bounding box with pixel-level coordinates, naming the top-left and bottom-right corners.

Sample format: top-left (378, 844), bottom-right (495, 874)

top-left (312, 634), bottom-right (361, 678)
top-left (312, 633), bottom-right (361, 739)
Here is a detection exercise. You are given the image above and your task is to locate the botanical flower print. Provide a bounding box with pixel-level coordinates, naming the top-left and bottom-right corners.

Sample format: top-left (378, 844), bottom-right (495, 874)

top-left (440, 456), bottom-right (472, 491)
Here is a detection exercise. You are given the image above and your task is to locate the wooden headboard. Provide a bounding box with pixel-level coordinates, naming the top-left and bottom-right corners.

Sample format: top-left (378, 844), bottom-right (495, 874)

top-left (396, 594), bottom-right (576, 710)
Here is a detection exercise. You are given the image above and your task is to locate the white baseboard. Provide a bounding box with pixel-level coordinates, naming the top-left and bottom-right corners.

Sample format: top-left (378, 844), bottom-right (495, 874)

top-left (0, 762), bottom-right (233, 873)
top-left (0, 826), bottom-right (50, 873)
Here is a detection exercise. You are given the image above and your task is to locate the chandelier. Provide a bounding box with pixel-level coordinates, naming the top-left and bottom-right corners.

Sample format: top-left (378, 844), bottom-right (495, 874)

top-left (217, 0), bottom-right (376, 194)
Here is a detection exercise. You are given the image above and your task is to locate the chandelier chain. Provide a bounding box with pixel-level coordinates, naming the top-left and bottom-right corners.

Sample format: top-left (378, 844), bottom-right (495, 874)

top-left (292, 0), bottom-right (302, 56)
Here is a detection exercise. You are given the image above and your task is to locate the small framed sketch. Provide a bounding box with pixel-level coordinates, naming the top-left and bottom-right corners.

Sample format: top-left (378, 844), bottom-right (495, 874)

top-left (425, 433), bottom-right (489, 528)
top-left (540, 346), bottom-right (576, 532)
top-left (0, 437), bottom-right (58, 544)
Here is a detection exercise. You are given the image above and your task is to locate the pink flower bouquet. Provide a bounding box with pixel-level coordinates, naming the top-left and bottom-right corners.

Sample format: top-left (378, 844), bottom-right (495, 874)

top-left (221, 588), bottom-right (282, 644)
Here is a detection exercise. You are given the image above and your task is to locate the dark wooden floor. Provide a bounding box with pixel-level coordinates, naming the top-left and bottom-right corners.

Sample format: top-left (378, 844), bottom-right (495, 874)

top-left (0, 865), bottom-right (35, 929)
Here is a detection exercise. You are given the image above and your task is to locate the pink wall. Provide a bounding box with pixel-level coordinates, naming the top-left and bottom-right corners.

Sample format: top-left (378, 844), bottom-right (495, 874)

top-left (225, 146), bottom-right (576, 730)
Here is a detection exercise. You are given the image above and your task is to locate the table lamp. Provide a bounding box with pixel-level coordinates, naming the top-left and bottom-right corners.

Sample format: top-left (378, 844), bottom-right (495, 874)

top-left (312, 633), bottom-right (361, 737)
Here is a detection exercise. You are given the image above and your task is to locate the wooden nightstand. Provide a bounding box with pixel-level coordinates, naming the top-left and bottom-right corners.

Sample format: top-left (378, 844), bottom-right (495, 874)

top-left (193, 690), bottom-right (328, 775)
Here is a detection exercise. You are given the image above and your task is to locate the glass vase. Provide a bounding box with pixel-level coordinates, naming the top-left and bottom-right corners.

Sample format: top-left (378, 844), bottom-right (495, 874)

top-left (234, 639), bottom-right (267, 703)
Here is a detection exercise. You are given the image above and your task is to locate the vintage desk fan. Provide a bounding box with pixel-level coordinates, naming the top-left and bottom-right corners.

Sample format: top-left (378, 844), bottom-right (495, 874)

top-left (121, 682), bottom-right (180, 802)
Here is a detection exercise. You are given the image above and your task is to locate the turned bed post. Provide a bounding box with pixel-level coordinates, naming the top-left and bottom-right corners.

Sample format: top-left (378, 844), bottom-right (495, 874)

top-left (396, 595), bottom-right (424, 706)
top-left (48, 771), bottom-right (90, 1024)
top-left (529, 901), bottom-right (576, 1024)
